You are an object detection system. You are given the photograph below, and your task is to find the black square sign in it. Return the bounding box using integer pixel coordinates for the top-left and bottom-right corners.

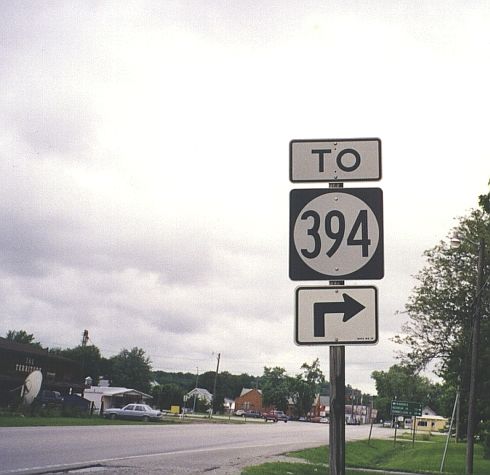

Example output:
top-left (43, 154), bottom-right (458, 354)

top-left (289, 188), bottom-right (384, 281)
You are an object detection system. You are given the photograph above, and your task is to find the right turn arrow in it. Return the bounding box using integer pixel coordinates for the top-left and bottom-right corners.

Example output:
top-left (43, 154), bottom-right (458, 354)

top-left (313, 294), bottom-right (365, 337)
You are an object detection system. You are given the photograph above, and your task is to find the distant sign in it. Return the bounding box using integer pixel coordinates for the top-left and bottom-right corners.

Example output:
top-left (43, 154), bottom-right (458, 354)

top-left (391, 400), bottom-right (423, 417)
top-left (289, 188), bottom-right (384, 280)
top-left (290, 138), bottom-right (381, 183)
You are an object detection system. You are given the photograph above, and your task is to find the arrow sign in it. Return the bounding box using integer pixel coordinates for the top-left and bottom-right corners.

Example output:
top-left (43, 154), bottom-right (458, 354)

top-left (295, 286), bottom-right (378, 345)
top-left (314, 294), bottom-right (366, 337)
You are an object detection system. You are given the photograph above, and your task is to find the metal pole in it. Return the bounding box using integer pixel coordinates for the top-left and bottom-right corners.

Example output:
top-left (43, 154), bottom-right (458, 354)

top-left (368, 416), bottom-right (374, 445)
top-left (211, 353), bottom-right (221, 418)
top-left (441, 390), bottom-right (459, 472)
top-left (465, 238), bottom-right (485, 475)
top-left (330, 345), bottom-right (345, 475)
top-left (455, 386), bottom-right (461, 443)
top-left (412, 417), bottom-right (416, 448)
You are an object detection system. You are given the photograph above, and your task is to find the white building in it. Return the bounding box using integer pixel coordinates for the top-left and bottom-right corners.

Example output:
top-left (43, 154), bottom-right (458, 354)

top-left (84, 386), bottom-right (152, 414)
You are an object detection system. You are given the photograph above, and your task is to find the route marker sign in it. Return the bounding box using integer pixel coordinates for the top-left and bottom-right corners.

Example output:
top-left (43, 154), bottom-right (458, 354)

top-left (295, 286), bottom-right (378, 345)
top-left (290, 138), bottom-right (381, 183)
top-left (289, 188), bottom-right (384, 281)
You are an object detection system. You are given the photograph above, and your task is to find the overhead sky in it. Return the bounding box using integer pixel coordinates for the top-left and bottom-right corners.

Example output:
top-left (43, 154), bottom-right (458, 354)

top-left (1, 1), bottom-right (489, 393)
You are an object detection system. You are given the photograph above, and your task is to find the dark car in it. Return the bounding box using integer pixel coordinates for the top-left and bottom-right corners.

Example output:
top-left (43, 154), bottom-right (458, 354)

top-left (263, 410), bottom-right (288, 422)
top-left (35, 390), bottom-right (64, 407)
top-left (243, 410), bottom-right (262, 418)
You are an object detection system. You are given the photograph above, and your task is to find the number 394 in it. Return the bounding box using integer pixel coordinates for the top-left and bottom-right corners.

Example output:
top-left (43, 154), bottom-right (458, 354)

top-left (300, 210), bottom-right (371, 259)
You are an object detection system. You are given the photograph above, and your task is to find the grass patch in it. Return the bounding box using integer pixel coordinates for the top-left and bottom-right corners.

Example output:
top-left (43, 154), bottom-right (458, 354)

top-left (0, 414), bottom-right (247, 427)
top-left (0, 415), bottom-right (183, 427)
top-left (289, 439), bottom-right (490, 474)
top-left (242, 462), bottom-right (377, 475)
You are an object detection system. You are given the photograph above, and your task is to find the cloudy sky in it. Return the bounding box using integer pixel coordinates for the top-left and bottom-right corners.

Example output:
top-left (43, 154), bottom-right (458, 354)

top-left (1, 1), bottom-right (489, 393)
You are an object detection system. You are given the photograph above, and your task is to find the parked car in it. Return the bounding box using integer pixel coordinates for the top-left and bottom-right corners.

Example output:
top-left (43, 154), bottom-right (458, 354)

top-left (234, 409), bottom-right (246, 416)
top-left (263, 410), bottom-right (288, 422)
top-left (243, 410), bottom-right (262, 418)
top-left (104, 404), bottom-right (162, 421)
top-left (35, 390), bottom-right (63, 407)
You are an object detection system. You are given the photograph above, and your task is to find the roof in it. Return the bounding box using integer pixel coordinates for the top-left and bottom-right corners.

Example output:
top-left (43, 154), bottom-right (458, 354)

top-left (0, 337), bottom-right (78, 364)
top-left (239, 388), bottom-right (262, 397)
top-left (416, 415), bottom-right (448, 421)
top-left (187, 387), bottom-right (213, 401)
top-left (84, 386), bottom-right (152, 399)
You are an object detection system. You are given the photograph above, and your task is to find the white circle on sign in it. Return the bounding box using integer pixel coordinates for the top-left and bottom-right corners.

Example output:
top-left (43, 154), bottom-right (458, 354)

top-left (293, 192), bottom-right (379, 276)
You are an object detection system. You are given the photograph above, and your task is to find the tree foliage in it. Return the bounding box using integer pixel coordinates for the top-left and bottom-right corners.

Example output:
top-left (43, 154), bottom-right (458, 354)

top-left (56, 345), bottom-right (106, 382)
top-left (290, 358), bottom-right (325, 418)
top-left (261, 366), bottom-right (292, 411)
top-left (394, 183), bottom-right (490, 434)
top-left (109, 347), bottom-right (153, 394)
top-left (151, 383), bottom-right (184, 410)
top-left (371, 364), bottom-right (441, 420)
top-left (5, 329), bottom-right (42, 348)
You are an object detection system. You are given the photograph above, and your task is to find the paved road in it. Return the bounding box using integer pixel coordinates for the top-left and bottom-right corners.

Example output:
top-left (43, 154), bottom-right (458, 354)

top-left (0, 422), bottom-right (392, 474)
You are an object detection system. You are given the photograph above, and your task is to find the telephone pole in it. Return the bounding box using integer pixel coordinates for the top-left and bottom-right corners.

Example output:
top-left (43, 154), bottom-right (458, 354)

top-left (212, 353), bottom-right (221, 416)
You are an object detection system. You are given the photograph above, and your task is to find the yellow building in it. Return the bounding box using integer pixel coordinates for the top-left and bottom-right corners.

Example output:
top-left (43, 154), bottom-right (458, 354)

top-left (413, 415), bottom-right (448, 433)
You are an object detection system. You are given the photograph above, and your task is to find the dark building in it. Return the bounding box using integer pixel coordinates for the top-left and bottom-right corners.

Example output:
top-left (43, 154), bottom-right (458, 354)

top-left (0, 337), bottom-right (84, 406)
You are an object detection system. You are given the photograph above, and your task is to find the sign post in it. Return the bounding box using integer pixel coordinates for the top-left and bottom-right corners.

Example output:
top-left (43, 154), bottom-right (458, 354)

top-left (288, 138), bottom-right (383, 475)
top-left (330, 345), bottom-right (345, 473)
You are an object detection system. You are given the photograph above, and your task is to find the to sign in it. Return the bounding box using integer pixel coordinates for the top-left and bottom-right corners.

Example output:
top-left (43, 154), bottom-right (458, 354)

top-left (295, 286), bottom-right (378, 345)
top-left (391, 400), bottom-right (423, 417)
top-left (289, 188), bottom-right (384, 280)
top-left (290, 138), bottom-right (381, 183)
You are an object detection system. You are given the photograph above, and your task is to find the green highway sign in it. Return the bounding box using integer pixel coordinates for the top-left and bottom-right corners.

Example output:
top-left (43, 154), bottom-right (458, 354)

top-left (391, 400), bottom-right (423, 417)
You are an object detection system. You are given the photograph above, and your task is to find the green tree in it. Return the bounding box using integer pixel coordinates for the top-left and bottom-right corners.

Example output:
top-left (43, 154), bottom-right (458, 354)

top-left (5, 329), bottom-right (41, 347)
top-left (371, 365), bottom-right (436, 421)
top-left (261, 366), bottom-right (292, 412)
top-left (291, 358), bottom-right (325, 418)
top-left (394, 184), bottom-right (490, 435)
top-left (151, 383), bottom-right (184, 410)
top-left (58, 345), bottom-right (105, 382)
top-left (109, 347), bottom-right (153, 394)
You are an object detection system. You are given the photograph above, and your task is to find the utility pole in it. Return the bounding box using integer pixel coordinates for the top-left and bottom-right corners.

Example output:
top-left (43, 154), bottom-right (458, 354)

top-left (193, 367), bottom-right (199, 413)
top-left (212, 353), bottom-right (221, 416)
top-left (465, 238), bottom-right (485, 475)
top-left (81, 329), bottom-right (89, 347)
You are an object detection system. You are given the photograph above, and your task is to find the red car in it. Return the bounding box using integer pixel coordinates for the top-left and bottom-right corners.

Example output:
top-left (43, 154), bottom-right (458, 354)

top-left (263, 410), bottom-right (288, 422)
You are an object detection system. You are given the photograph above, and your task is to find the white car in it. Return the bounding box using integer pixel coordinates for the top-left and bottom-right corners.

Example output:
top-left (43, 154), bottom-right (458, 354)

top-left (104, 403), bottom-right (162, 421)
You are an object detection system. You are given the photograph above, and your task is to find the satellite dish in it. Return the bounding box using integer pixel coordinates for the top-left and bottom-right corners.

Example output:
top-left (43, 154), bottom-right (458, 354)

top-left (22, 370), bottom-right (43, 405)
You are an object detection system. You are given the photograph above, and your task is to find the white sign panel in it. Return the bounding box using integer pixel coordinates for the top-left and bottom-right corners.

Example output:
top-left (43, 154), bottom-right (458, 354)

top-left (295, 286), bottom-right (378, 345)
top-left (289, 188), bottom-right (384, 280)
top-left (290, 138), bottom-right (381, 183)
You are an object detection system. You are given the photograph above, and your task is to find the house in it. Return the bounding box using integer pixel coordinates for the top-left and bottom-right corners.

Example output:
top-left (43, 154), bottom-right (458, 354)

top-left (84, 385), bottom-right (152, 414)
top-left (346, 403), bottom-right (371, 424)
top-left (311, 394), bottom-right (374, 424)
top-left (186, 387), bottom-right (213, 405)
top-left (402, 406), bottom-right (447, 432)
top-left (0, 337), bottom-right (84, 407)
top-left (311, 394), bottom-right (330, 418)
top-left (223, 397), bottom-right (235, 414)
top-left (234, 388), bottom-right (263, 413)
top-left (413, 415), bottom-right (448, 433)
